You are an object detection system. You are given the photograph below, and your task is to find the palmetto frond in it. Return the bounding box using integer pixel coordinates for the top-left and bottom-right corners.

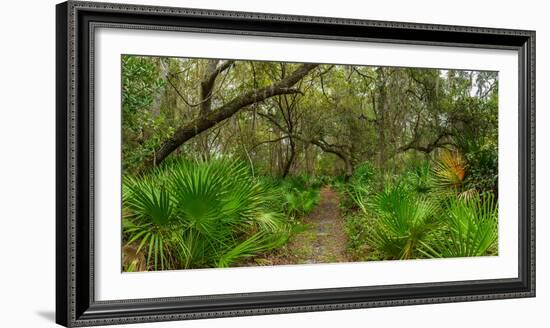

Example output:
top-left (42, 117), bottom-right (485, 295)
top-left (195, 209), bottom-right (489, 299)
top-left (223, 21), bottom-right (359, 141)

top-left (433, 150), bottom-right (467, 189)
top-left (367, 183), bottom-right (439, 260)
top-left (420, 192), bottom-right (498, 258)
top-left (122, 158), bottom-right (290, 270)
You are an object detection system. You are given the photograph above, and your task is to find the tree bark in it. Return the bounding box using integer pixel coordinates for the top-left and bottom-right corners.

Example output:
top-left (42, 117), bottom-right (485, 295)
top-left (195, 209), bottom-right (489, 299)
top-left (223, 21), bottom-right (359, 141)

top-left (199, 60), bottom-right (234, 115)
top-left (152, 59), bottom-right (169, 118)
top-left (376, 68), bottom-right (388, 168)
top-left (141, 63), bottom-right (318, 171)
top-left (281, 138), bottom-right (295, 178)
top-left (397, 131), bottom-right (455, 154)
top-left (343, 157), bottom-right (354, 182)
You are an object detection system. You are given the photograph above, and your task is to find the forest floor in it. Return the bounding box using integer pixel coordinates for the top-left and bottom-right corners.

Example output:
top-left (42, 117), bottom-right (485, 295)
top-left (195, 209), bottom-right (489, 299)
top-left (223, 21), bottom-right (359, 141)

top-left (250, 187), bottom-right (351, 266)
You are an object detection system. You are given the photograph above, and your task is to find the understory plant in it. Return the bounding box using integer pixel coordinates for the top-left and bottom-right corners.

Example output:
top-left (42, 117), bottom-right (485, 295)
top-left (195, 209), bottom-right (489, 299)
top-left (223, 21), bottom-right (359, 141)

top-left (340, 161), bottom-right (376, 213)
top-left (433, 150), bottom-right (467, 190)
top-left (345, 160), bottom-right (498, 261)
top-left (401, 162), bottom-right (434, 195)
top-left (457, 136), bottom-right (498, 194)
top-left (366, 183), bottom-right (440, 260)
top-left (421, 192), bottom-right (498, 258)
top-left (122, 158), bottom-right (290, 271)
top-left (283, 188), bottom-right (320, 218)
top-left (278, 175), bottom-right (321, 218)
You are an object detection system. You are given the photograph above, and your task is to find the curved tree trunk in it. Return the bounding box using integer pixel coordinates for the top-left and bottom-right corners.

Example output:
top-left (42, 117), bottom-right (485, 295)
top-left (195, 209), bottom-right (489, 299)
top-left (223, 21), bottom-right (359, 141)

top-left (140, 63), bottom-right (318, 172)
top-left (343, 157), bottom-right (354, 182)
top-left (281, 138), bottom-right (295, 178)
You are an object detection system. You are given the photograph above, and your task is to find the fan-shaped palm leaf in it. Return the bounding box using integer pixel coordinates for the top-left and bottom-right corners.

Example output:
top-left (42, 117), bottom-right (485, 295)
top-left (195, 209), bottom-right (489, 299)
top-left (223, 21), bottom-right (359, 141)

top-left (421, 192), bottom-right (498, 258)
top-left (433, 150), bottom-right (467, 189)
top-left (367, 184), bottom-right (439, 260)
top-left (122, 158), bottom-right (290, 270)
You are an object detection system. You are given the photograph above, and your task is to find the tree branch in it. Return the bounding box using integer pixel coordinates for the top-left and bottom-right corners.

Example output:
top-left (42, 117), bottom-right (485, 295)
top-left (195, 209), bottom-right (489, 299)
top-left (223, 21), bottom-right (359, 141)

top-left (200, 60), bottom-right (234, 115)
top-left (397, 131), bottom-right (455, 154)
top-left (141, 63), bottom-right (318, 170)
top-left (250, 136), bottom-right (291, 151)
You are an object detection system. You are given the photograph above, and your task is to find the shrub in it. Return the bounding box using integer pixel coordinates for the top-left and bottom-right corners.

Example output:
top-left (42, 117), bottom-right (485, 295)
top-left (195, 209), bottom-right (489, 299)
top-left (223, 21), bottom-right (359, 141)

top-left (122, 158), bottom-right (289, 270)
top-left (344, 213), bottom-right (378, 260)
top-left (465, 144), bottom-right (498, 194)
top-left (283, 187), bottom-right (320, 218)
top-left (269, 174), bottom-right (322, 219)
top-left (401, 162), bottom-right (434, 195)
top-left (345, 180), bottom-right (371, 214)
top-left (342, 159), bottom-right (498, 262)
top-left (315, 175), bottom-right (332, 187)
top-left (338, 162), bottom-right (377, 213)
top-left (366, 183), bottom-right (440, 260)
top-left (351, 162), bottom-right (376, 185)
top-left (421, 192), bottom-right (498, 258)
top-left (455, 133), bottom-right (498, 194)
top-left (282, 175), bottom-right (309, 191)
top-left (122, 172), bottom-right (179, 270)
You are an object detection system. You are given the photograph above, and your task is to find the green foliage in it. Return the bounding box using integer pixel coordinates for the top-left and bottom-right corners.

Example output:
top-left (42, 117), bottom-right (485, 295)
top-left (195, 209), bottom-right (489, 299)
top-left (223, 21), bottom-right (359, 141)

top-left (421, 193), bottom-right (498, 258)
top-left (344, 161), bottom-right (498, 261)
top-left (121, 55), bottom-right (167, 173)
top-left (122, 56), bottom-right (164, 115)
top-left (120, 56), bottom-right (500, 268)
top-left (337, 161), bottom-right (376, 213)
top-left (351, 162), bottom-right (376, 185)
top-left (284, 188), bottom-right (320, 218)
top-left (344, 213), bottom-right (375, 260)
top-left (401, 162), bottom-right (434, 195)
top-left (366, 183), bottom-right (439, 259)
top-left (456, 135), bottom-right (498, 193)
top-left (277, 175), bottom-right (321, 218)
top-left (432, 150), bottom-right (467, 190)
top-left (122, 175), bottom-right (179, 270)
top-left (281, 175), bottom-right (310, 191)
top-left (344, 180), bottom-right (371, 214)
top-left (122, 158), bottom-right (290, 270)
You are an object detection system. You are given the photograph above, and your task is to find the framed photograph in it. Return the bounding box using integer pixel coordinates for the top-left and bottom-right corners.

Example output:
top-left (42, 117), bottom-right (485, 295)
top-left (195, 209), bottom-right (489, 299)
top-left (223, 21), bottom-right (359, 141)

top-left (56, 1), bottom-right (535, 326)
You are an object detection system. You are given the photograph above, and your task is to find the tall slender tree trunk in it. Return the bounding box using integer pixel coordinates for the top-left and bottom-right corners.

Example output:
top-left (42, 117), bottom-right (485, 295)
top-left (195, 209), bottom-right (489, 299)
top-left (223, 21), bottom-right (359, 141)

top-left (304, 143), bottom-right (314, 176)
top-left (343, 157), bottom-right (354, 182)
top-left (281, 138), bottom-right (295, 178)
top-left (376, 68), bottom-right (388, 168)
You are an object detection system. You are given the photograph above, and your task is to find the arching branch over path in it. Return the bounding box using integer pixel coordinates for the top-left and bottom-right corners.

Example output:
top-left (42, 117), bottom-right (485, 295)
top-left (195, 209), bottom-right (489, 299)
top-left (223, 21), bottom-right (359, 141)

top-left (142, 63), bottom-right (319, 171)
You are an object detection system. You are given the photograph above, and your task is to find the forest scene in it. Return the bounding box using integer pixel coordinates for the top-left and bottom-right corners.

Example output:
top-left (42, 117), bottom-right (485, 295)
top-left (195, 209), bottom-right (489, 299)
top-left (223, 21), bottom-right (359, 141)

top-left (121, 55), bottom-right (499, 272)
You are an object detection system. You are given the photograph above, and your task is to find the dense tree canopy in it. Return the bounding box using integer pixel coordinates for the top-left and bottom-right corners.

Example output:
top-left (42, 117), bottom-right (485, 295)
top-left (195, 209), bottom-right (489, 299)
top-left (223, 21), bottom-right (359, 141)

top-left (122, 55), bottom-right (497, 184)
top-left (121, 55), bottom-right (499, 271)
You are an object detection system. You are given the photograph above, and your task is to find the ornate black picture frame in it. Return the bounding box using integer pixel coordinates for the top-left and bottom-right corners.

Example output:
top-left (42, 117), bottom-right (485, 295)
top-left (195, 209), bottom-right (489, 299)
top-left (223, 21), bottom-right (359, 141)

top-left (56, 1), bottom-right (535, 326)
